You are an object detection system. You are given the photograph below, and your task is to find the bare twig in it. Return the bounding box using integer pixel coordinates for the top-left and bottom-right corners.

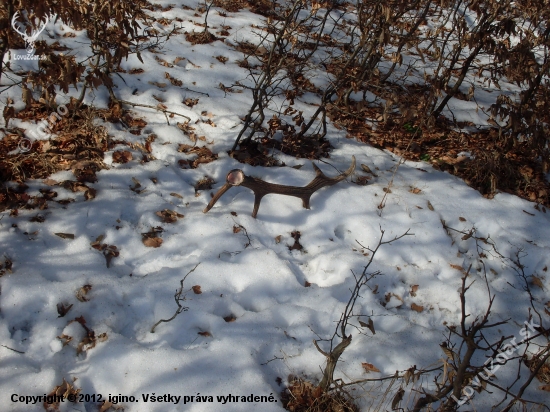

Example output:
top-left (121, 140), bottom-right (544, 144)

top-left (150, 263), bottom-right (200, 333)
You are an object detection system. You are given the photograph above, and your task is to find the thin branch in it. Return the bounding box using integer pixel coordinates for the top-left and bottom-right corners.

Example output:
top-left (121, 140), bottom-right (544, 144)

top-left (150, 263), bottom-right (200, 333)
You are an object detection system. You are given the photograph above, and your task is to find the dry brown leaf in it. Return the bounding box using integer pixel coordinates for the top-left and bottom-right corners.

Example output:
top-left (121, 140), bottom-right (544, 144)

top-left (103, 245), bottom-right (119, 268)
top-left (112, 150), bottom-right (133, 164)
top-left (57, 334), bottom-right (73, 346)
top-left (275, 235), bottom-right (282, 244)
top-left (198, 331), bottom-right (212, 337)
top-left (170, 192), bottom-right (183, 199)
top-left (84, 188), bottom-right (96, 200)
top-left (156, 209), bottom-right (184, 223)
top-left (57, 302), bottom-right (73, 317)
top-left (410, 187), bottom-right (422, 194)
top-left (359, 318), bottom-right (376, 334)
top-left (289, 231), bottom-right (303, 251)
top-left (55, 232), bottom-right (75, 239)
top-left (459, 217), bottom-right (466, 221)
top-left (391, 388), bottom-right (405, 410)
top-left (143, 237), bottom-right (163, 248)
top-left (531, 276), bottom-right (544, 289)
top-left (149, 81), bottom-right (167, 88)
top-left (43, 178), bottom-right (58, 186)
top-left (233, 225), bottom-right (242, 234)
top-left (427, 201), bottom-right (434, 211)
top-left (223, 315), bottom-right (236, 322)
top-left (183, 99), bottom-right (199, 109)
top-left (440, 343), bottom-right (456, 359)
top-left (45, 378), bottom-right (80, 409)
top-left (411, 303), bottom-right (424, 312)
top-left (362, 362), bottom-right (381, 373)
top-left (215, 55), bottom-right (229, 64)
top-left (361, 164), bottom-right (377, 176)
top-left (99, 400), bottom-right (114, 412)
top-left (76, 284), bottom-right (92, 302)
top-left (355, 175), bottom-right (371, 186)
top-left (410, 284), bottom-right (419, 297)
top-left (192, 285), bottom-right (202, 294)
top-left (450, 264), bottom-right (465, 272)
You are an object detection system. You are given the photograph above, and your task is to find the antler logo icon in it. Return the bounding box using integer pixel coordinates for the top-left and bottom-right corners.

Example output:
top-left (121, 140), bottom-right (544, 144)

top-left (11, 11), bottom-right (49, 54)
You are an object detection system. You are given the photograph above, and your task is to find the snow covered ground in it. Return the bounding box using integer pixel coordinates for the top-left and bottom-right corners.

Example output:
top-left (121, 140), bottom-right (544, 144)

top-left (1, 1), bottom-right (549, 411)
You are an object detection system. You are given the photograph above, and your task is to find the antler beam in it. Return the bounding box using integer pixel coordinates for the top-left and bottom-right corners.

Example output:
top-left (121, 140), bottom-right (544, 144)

top-left (203, 156), bottom-right (355, 218)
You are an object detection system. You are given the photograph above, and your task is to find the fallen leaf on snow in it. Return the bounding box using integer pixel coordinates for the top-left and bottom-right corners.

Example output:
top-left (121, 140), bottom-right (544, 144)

top-left (359, 318), bottom-right (375, 334)
top-left (360, 164), bottom-right (377, 176)
top-left (192, 285), bottom-right (202, 294)
top-left (76, 285), bottom-right (92, 302)
top-left (143, 237), bottom-right (163, 248)
top-left (156, 209), bottom-right (184, 223)
top-left (55, 233), bottom-right (75, 239)
top-left (57, 302), bottom-right (73, 317)
top-left (112, 150), bottom-right (133, 164)
top-left (57, 334), bottom-right (73, 346)
top-left (45, 378), bottom-right (80, 409)
top-left (362, 362), bottom-right (381, 373)
top-left (289, 231), bottom-right (303, 251)
top-left (450, 264), bottom-right (466, 273)
top-left (411, 303), bottom-right (424, 313)
top-left (530, 276), bottom-right (544, 289)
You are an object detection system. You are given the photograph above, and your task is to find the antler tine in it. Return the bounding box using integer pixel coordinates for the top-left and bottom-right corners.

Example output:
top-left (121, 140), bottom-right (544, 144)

top-left (301, 155), bottom-right (356, 208)
top-left (203, 156), bottom-right (356, 218)
top-left (11, 12), bottom-right (28, 38)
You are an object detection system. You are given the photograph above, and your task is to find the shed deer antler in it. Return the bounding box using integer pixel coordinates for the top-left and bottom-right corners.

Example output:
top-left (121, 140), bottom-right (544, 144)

top-left (203, 156), bottom-right (355, 218)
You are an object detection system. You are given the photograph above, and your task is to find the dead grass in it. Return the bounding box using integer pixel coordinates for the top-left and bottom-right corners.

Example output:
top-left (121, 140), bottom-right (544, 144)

top-left (185, 30), bottom-right (217, 45)
top-left (1, 106), bottom-right (109, 184)
top-left (282, 377), bottom-right (359, 412)
top-left (327, 97), bottom-right (550, 207)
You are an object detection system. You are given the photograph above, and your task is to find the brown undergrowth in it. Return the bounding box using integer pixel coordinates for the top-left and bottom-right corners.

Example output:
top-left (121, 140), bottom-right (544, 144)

top-left (1, 105), bottom-right (108, 181)
top-left (327, 98), bottom-right (550, 208)
top-left (282, 376), bottom-right (359, 412)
